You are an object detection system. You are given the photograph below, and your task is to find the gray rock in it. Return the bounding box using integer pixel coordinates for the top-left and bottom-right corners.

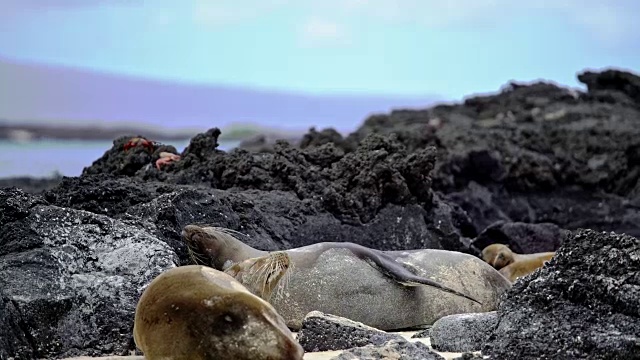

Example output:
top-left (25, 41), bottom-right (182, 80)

top-left (0, 188), bottom-right (178, 359)
top-left (0, 296), bottom-right (34, 359)
top-left (331, 338), bottom-right (445, 360)
top-left (296, 311), bottom-right (403, 352)
top-left (429, 312), bottom-right (498, 352)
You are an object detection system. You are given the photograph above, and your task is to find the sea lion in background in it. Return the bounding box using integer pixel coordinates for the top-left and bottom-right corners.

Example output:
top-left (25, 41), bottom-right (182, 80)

top-left (481, 243), bottom-right (555, 270)
top-left (182, 224), bottom-right (512, 331)
top-left (499, 255), bottom-right (555, 282)
top-left (133, 265), bottom-right (304, 360)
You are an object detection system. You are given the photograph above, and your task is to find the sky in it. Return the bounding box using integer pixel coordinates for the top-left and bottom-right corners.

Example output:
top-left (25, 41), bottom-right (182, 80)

top-left (0, 0), bottom-right (639, 100)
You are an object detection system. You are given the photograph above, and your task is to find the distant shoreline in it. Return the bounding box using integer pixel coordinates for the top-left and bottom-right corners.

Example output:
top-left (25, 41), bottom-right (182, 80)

top-left (0, 122), bottom-right (194, 142)
top-left (0, 122), bottom-right (305, 142)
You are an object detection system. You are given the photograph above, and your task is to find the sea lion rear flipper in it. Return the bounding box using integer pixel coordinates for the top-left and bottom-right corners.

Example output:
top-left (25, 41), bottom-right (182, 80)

top-left (363, 252), bottom-right (483, 306)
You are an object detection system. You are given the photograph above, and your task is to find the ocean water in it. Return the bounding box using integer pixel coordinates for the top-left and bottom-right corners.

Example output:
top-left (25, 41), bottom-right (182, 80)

top-left (0, 139), bottom-right (241, 178)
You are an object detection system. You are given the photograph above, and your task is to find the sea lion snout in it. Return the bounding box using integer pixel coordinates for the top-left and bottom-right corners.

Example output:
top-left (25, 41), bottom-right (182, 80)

top-left (181, 224), bottom-right (203, 243)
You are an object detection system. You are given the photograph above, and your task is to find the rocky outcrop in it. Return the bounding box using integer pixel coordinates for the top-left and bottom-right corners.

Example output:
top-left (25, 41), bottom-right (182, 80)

top-left (0, 188), bottom-right (177, 359)
top-left (471, 221), bottom-right (568, 254)
top-left (578, 69), bottom-right (640, 106)
top-left (325, 69), bottom-right (640, 239)
top-left (82, 130), bottom-right (440, 227)
top-left (482, 229), bottom-right (640, 359)
top-left (2, 68), bottom-right (640, 359)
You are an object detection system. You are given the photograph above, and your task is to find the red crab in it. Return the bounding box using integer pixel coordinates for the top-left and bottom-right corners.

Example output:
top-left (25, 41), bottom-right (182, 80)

top-left (123, 137), bottom-right (156, 152)
top-left (156, 152), bottom-right (181, 170)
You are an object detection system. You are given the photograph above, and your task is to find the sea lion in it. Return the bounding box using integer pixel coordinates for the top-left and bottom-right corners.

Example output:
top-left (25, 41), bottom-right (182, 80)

top-left (499, 255), bottom-right (554, 282)
top-left (481, 243), bottom-right (555, 271)
top-left (182, 224), bottom-right (512, 331)
top-left (133, 264), bottom-right (304, 360)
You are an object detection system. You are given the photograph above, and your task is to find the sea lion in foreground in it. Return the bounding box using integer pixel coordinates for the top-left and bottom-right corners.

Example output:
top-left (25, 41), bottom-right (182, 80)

top-left (133, 265), bottom-right (304, 360)
top-left (182, 225), bottom-right (512, 331)
top-left (482, 244), bottom-right (555, 270)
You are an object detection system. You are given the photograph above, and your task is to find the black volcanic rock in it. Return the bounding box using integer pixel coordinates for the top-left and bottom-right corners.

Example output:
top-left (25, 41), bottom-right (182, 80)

top-left (78, 68), bottom-right (640, 239)
top-left (0, 188), bottom-right (178, 359)
top-left (326, 69), bottom-right (640, 238)
top-left (471, 221), bottom-right (568, 254)
top-left (299, 127), bottom-right (354, 152)
top-left (0, 297), bottom-right (34, 359)
top-left (482, 229), bottom-right (640, 359)
top-left (83, 130), bottom-right (441, 229)
top-left (578, 69), bottom-right (640, 106)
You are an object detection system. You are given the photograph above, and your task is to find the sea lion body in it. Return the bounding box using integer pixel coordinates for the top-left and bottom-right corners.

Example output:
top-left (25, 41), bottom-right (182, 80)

top-left (133, 265), bottom-right (304, 360)
top-left (183, 225), bottom-right (512, 331)
top-left (482, 243), bottom-right (555, 282)
top-left (499, 254), bottom-right (554, 282)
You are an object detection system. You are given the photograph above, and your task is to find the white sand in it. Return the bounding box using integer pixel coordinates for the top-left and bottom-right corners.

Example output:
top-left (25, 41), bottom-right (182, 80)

top-left (61, 331), bottom-right (480, 360)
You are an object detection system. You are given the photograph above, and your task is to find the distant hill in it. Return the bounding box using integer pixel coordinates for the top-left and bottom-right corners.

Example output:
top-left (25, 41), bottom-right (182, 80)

top-left (0, 56), bottom-right (443, 135)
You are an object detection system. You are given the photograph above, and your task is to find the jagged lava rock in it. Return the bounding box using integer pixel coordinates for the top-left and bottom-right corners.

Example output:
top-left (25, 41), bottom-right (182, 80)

top-left (0, 188), bottom-right (178, 359)
top-left (578, 69), bottom-right (640, 105)
top-left (471, 221), bottom-right (568, 254)
top-left (44, 175), bottom-right (470, 254)
top-left (482, 229), bottom-right (640, 359)
top-left (83, 129), bottom-right (442, 229)
top-left (321, 69), bottom-right (640, 238)
top-left (0, 297), bottom-right (34, 359)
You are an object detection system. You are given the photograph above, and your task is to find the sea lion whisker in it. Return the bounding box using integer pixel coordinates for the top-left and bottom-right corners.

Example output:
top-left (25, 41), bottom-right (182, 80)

top-left (246, 259), bottom-right (275, 300)
top-left (277, 266), bottom-right (292, 300)
top-left (254, 260), bottom-right (272, 279)
top-left (208, 226), bottom-right (250, 240)
top-left (272, 254), bottom-right (293, 301)
top-left (187, 246), bottom-right (208, 265)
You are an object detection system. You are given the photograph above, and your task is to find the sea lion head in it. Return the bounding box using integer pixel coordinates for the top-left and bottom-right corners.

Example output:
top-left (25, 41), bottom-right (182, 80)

top-left (133, 265), bottom-right (304, 360)
top-left (224, 251), bottom-right (293, 301)
top-left (182, 224), bottom-right (262, 270)
top-left (481, 244), bottom-right (515, 270)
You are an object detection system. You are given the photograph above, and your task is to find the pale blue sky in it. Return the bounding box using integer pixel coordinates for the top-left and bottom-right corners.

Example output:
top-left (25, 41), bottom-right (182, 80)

top-left (1, 0), bottom-right (639, 99)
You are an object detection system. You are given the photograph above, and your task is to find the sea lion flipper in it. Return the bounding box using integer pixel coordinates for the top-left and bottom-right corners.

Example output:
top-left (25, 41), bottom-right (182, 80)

top-left (364, 252), bottom-right (483, 305)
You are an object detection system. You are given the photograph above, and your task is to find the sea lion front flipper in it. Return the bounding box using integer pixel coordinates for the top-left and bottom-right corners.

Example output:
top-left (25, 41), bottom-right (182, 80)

top-left (362, 251), bottom-right (483, 305)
